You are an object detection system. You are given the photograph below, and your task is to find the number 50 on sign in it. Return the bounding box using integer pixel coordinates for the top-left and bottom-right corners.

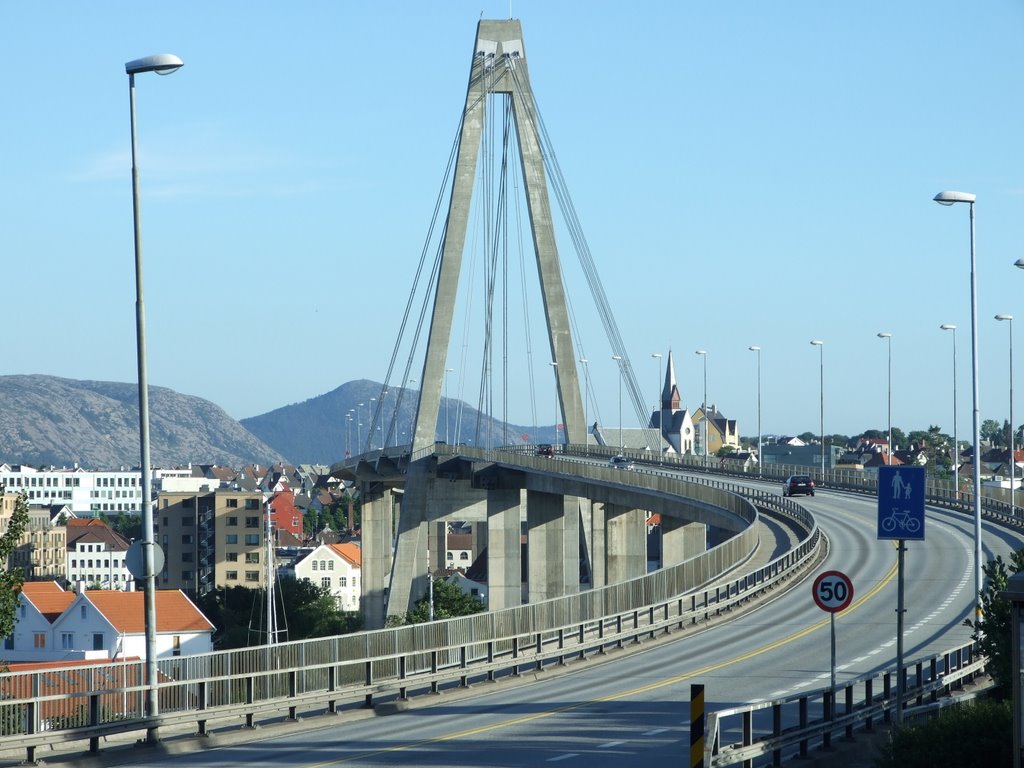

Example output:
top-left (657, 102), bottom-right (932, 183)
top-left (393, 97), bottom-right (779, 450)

top-left (812, 570), bottom-right (854, 613)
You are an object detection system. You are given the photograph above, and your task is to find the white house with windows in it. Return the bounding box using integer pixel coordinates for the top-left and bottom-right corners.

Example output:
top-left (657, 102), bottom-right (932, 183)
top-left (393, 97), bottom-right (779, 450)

top-left (1, 582), bottom-right (213, 663)
top-left (66, 518), bottom-right (132, 590)
top-left (293, 542), bottom-right (361, 611)
top-left (0, 464), bottom-right (149, 517)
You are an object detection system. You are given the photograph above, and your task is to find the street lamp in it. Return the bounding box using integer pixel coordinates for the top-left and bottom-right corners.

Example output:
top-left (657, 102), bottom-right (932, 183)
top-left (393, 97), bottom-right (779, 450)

top-left (369, 397), bottom-right (377, 449)
top-left (444, 368), bottom-right (454, 444)
top-left (749, 346), bottom-right (761, 477)
top-left (126, 50), bottom-right (183, 742)
top-left (695, 350), bottom-right (708, 467)
top-left (933, 189), bottom-right (982, 622)
top-left (652, 353), bottom-right (663, 458)
top-left (357, 402), bottom-right (364, 450)
top-left (612, 355), bottom-right (623, 449)
top-left (345, 413), bottom-right (353, 458)
top-left (810, 341), bottom-right (825, 477)
top-left (579, 357), bottom-right (589, 452)
top-left (997, 314), bottom-right (1015, 515)
top-left (940, 324), bottom-right (958, 498)
top-left (878, 333), bottom-right (892, 464)
top-left (549, 361), bottom-right (559, 444)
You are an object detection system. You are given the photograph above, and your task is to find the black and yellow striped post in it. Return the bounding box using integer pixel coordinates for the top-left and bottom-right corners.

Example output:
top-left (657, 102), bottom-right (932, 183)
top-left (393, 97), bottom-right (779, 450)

top-left (690, 683), bottom-right (705, 768)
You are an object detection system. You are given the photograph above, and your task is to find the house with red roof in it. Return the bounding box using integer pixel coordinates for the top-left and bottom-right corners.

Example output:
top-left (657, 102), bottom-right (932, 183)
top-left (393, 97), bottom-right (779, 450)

top-left (1, 582), bottom-right (213, 663)
top-left (292, 542), bottom-right (361, 611)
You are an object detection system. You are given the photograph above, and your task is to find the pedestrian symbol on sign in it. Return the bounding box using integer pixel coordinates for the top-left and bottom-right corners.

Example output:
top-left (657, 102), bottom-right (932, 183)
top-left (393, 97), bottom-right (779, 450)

top-left (877, 466), bottom-right (925, 540)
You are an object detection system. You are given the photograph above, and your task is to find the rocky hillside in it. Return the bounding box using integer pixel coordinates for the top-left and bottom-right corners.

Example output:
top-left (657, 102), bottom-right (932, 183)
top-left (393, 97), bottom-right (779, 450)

top-left (0, 375), bottom-right (285, 469)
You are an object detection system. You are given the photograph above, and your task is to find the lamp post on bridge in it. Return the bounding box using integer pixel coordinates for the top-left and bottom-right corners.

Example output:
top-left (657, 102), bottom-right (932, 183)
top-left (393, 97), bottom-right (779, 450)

top-left (612, 355), bottom-right (623, 450)
top-left (444, 368), bottom-right (454, 444)
top-left (126, 50), bottom-right (184, 744)
top-left (695, 350), bottom-right (708, 468)
top-left (940, 324), bottom-right (958, 500)
top-left (549, 361), bottom-right (559, 445)
top-left (878, 333), bottom-right (892, 464)
top-left (652, 352), bottom-right (662, 459)
top-left (749, 345), bottom-right (761, 478)
top-left (810, 340), bottom-right (824, 478)
top-left (996, 314), bottom-right (1015, 514)
top-left (579, 357), bottom-right (589, 453)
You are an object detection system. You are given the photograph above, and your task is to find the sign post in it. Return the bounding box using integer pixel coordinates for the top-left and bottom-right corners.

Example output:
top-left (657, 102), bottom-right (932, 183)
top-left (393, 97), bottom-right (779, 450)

top-left (812, 569), bottom-right (854, 719)
top-left (877, 465), bottom-right (925, 726)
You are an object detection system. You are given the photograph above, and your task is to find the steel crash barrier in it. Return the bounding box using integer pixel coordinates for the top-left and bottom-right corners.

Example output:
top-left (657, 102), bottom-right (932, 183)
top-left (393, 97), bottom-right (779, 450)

top-left (0, 469), bottom-right (820, 762)
top-left (705, 640), bottom-right (986, 767)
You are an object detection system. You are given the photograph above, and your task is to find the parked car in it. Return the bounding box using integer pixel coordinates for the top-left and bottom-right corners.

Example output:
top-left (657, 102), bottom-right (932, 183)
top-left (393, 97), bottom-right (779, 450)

top-left (536, 444), bottom-right (555, 457)
top-left (609, 455), bottom-right (634, 470)
top-left (782, 475), bottom-right (815, 497)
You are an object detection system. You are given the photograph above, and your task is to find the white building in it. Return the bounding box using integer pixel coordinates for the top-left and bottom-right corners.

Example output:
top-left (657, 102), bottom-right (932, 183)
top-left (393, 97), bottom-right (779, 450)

top-left (1, 582), bottom-right (214, 663)
top-left (0, 464), bottom-right (148, 517)
top-left (66, 518), bottom-right (132, 590)
top-left (293, 542), bottom-right (361, 611)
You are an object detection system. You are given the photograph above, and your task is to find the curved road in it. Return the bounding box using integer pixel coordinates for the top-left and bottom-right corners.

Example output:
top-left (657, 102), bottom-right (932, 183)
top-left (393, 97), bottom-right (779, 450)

top-left (96, 484), bottom-right (1021, 768)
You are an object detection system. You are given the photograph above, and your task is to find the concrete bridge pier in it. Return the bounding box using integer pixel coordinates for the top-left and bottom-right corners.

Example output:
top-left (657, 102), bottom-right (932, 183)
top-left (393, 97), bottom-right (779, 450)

top-left (662, 515), bottom-right (706, 566)
top-left (486, 487), bottom-right (523, 610)
top-left (604, 503), bottom-right (647, 583)
top-left (360, 483), bottom-right (397, 629)
top-left (526, 490), bottom-right (580, 602)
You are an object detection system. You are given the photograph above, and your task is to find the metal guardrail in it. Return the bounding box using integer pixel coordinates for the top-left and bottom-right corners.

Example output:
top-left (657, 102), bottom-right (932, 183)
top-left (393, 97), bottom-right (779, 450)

top-left (0, 471), bottom-right (819, 762)
top-left (705, 640), bottom-right (985, 767)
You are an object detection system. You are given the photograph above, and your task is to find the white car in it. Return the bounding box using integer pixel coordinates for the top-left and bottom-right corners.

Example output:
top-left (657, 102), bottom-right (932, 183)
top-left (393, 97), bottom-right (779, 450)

top-left (608, 455), bottom-right (634, 470)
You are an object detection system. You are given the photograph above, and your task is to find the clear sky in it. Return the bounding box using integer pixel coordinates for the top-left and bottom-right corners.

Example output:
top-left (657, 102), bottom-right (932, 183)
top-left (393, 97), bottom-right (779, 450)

top-left (3, 2), bottom-right (1023, 443)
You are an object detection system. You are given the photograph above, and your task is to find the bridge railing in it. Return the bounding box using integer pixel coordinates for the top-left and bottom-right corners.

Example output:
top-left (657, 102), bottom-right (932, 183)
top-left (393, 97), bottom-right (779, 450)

top-left (0, 472), bottom-right (820, 761)
top-left (705, 640), bottom-right (986, 767)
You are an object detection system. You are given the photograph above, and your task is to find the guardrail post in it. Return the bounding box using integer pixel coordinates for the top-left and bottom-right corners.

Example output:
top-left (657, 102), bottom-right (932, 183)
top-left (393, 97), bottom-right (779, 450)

top-left (915, 661), bottom-right (924, 706)
top-left (460, 646), bottom-right (469, 687)
top-left (772, 702), bottom-right (782, 767)
top-left (883, 673), bottom-right (892, 724)
top-left (798, 696), bottom-right (809, 758)
top-left (578, 622), bottom-right (586, 660)
top-left (89, 692), bottom-right (101, 753)
top-left (327, 666), bottom-right (337, 714)
top-left (617, 615), bottom-right (624, 649)
top-left (197, 679), bottom-right (209, 735)
top-left (364, 661), bottom-right (374, 709)
top-left (823, 690), bottom-right (833, 750)
top-left (742, 709), bottom-right (752, 768)
top-left (512, 637), bottom-right (521, 677)
top-left (488, 641), bottom-right (497, 681)
top-left (929, 658), bottom-right (938, 703)
top-left (943, 652), bottom-right (952, 694)
top-left (431, 650), bottom-right (439, 693)
top-left (845, 684), bottom-right (854, 740)
top-left (648, 606), bottom-right (656, 639)
top-left (558, 628), bottom-right (566, 664)
top-left (399, 655), bottom-right (408, 700)
top-left (536, 634), bottom-right (544, 671)
top-left (288, 669), bottom-right (299, 720)
top-left (864, 678), bottom-right (874, 732)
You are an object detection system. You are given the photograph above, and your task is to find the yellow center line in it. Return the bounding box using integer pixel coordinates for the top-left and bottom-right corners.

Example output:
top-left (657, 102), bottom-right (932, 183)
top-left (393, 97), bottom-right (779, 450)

top-left (311, 554), bottom-right (899, 766)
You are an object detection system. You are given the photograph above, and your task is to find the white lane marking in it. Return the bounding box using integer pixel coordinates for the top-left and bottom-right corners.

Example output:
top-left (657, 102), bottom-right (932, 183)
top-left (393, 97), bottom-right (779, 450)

top-left (598, 741), bottom-right (624, 748)
top-left (548, 754), bottom-right (579, 762)
top-left (644, 728), bottom-right (670, 736)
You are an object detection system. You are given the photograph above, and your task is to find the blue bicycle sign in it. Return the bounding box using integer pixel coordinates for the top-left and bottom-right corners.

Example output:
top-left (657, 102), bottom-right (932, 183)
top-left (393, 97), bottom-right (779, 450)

top-left (880, 508), bottom-right (922, 534)
top-left (877, 466), bottom-right (925, 541)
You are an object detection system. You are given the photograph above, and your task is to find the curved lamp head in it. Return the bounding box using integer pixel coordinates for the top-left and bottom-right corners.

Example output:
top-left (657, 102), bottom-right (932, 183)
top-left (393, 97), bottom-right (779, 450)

top-left (940, 323), bottom-right (957, 331)
top-left (933, 190), bottom-right (976, 206)
top-left (749, 345), bottom-right (760, 352)
top-left (810, 340), bottom-right (824, 347)
top-left (878, 332), bottom-right (892, 339)
top-left (996, 314), bottom-right (1014, 322)
top-left (1015, 258), bottom-right (1024, 270)
top-left (126, 54), bottom-right (184, 76)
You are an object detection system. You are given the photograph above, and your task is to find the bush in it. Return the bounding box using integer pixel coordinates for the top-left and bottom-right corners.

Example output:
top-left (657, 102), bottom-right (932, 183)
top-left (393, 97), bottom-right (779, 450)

top-left (875, 698), bottom-right (1012, 768)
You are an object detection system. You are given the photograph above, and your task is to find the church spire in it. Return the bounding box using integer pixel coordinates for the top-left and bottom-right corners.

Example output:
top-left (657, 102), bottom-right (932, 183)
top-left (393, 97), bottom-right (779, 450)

top-left (662, 350), bottom-right (681, 411)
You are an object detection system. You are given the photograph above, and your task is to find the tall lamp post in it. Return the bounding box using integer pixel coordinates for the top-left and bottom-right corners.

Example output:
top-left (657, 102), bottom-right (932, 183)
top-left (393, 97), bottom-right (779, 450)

top-left (940, 324), bottom-right (959, 499)
top-left (549, 361), bottom-right (559, 444)
top-left (997, 314), bottom-right (1015, 515)
top-left (357, 402), bottom-right (364, 451)
top-left (126, 51), bottom-right (184, 742)
top-left (579, 357), bottom-right (589, 452)
top-left (749, 346), bottom-right (761, 477)
top-left (878, 333), bottom-right (893, 463)
top-left (695, 350), bottom-right (708, 467)
top-left (810, 340), bottom-right (825, 478)
top-left (612, 355), bottom-right (623, 449)
top-left (444, 368), bottom-right (454, 444)
top-left (934, 190), bottom-right (982, 621)
top-left (652, 352), bottom-right (663, 459)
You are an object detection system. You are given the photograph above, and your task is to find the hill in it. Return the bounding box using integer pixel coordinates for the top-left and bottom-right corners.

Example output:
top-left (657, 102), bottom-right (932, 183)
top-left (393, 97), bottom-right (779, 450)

top-left (0, 375), bottom-right (286, 469)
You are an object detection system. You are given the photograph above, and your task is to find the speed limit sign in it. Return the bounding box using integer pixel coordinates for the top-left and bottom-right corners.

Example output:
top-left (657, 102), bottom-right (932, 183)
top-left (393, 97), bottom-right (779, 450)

top-left (812, 570), bottom-right (854, 613)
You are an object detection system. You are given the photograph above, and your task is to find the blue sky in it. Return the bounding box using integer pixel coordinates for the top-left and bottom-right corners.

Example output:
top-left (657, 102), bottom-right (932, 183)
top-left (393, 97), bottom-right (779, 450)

top-left (3, 2), bottom-right (1023, 443)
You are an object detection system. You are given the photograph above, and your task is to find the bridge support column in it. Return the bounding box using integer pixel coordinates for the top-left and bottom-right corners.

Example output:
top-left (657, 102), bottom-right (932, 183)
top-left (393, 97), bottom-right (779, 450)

top-left (661, 515), bottom-right (706, 567)
top-left (486, 488), bottom-right (523, 610)
top-left (526, 490), bottom-right (579, 602)
top-left (360, 484), bottom-right (395, 629)
top-left (605, 503), bottom-right (647, 583)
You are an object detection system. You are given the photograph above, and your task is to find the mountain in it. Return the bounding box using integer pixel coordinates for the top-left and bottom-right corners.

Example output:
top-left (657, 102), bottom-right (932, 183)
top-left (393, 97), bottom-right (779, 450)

top-left (241, 380), bottom-right (553, 465)
top-left (0, 375), bottom-right (286, 469)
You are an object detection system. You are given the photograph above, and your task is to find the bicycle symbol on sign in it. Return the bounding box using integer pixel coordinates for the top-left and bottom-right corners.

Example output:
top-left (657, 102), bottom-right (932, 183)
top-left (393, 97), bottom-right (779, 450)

top-left (881, 508), bottom-right (921, 534)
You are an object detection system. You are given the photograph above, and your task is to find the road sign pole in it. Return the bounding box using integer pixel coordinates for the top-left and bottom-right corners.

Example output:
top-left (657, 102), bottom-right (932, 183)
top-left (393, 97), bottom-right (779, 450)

top-left (830, 611), bottom-right (836, 720)
top-left (896, 538), bottom-right (906, 726)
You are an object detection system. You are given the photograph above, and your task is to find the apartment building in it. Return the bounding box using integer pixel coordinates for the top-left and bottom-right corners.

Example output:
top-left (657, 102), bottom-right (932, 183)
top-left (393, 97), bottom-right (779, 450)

top-left (0, 464), bottom-right (149, 516)
top-left (1, 494), bottom-right (67, 580)
top-left (156, 488), bottom-right (266, 598)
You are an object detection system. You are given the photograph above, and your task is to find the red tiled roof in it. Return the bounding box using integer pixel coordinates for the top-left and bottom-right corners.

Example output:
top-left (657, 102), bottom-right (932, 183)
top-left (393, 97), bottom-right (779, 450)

top-left (84, 590), bottom-right (214, 634)
top-left (328, 542), bottom-right (362, 568)
top-left (20, 581), bottom-right (75, 623)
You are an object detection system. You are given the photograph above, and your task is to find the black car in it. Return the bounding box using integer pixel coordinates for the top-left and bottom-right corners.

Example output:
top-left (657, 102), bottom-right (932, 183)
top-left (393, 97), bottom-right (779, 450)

top-left (782, 475), bottom-right (815, 497)
top-left (536, 444), bottom-right (555, 457)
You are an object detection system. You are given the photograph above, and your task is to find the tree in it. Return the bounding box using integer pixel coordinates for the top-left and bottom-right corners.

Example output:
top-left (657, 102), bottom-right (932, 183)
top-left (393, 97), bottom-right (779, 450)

top-left (981, 418), bottom-right (1004, 445)
top-left (391, 578), bottom-right (487, 625)
top-left (0, 490), bottom-right (30, 639)
top-left (963, 547), bottom-right (1024, 696)
top-left (797, 431), bottom-right (816, 443)
top-left (876, 698), bottom-right (1011, 768)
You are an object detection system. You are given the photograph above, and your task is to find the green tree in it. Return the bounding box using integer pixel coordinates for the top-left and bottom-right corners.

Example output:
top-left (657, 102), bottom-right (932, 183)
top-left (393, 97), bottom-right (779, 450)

top-left (390, 578), bottom-right (486, 625)
top-left (963, 547), bottom-right (1024, 696)
top-left (981, 418), bottom-right (1004, 446)
top-left (111, 511), bottom-right (141, 541)
top-left (0, 490), bottom-right (29, 639)
top-left (797, 431), bottom-right (816, 443)
top-left (876, 698), bottom-right (1011, 768)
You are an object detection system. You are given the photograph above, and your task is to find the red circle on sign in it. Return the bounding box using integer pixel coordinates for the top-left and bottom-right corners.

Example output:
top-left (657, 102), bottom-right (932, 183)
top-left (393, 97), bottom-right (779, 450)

top-left (812, 570), bottom-right (854, 613)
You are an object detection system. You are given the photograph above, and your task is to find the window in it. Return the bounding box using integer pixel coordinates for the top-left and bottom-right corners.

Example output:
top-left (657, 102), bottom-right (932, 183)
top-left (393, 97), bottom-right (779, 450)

top-left (80, 605), bottom-right (86, 619)
top-left (226, 552), bottom-right (238, 562)
top-left (312, 560), bottom-right (318, 571)
top-left (328, 561), bottom-right (334, 571)
top-left (338, 576), bottom-right (347, 587)
top-left (33, 632), bottom-right (46, 649)
top-left (245, 516), bottom-right (259, 528)
top-left (3, 637), bottom-right (12, 650)
top-left (244, 534), bottom-right (259, 546)
top-left (245, 553), bottom-right (259, 563)
top-left (460, 552), bottom-right (469, 561)
top-left (227, 516), bottom-right (238, 526)
top-left (182, 570), bottom-right (193, 581)
top-left (447, 552), bottom-right (454, 560)
top-left (172, 635), bottom-right (181, 657)
top-left (182, 535), bottom-right (193, 544)
top-left (227, 499), bottom-right (239, 508)
top-left (182, 552), bottom-right (193, 563)
top-left (61, 632), bottom-right (74, 650)
top-left (245, 571), bottom-right (259, 582)
top-left (226, 570), bottom-right (238, 581)
top-left (245, 499), bottom-right (259, 510)
top-left (92, 633), bottom-right (104, 651)
top-left (321, 577), bottom-right (331, 590)
top-left (225, 534), bottom-right (238, 545)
